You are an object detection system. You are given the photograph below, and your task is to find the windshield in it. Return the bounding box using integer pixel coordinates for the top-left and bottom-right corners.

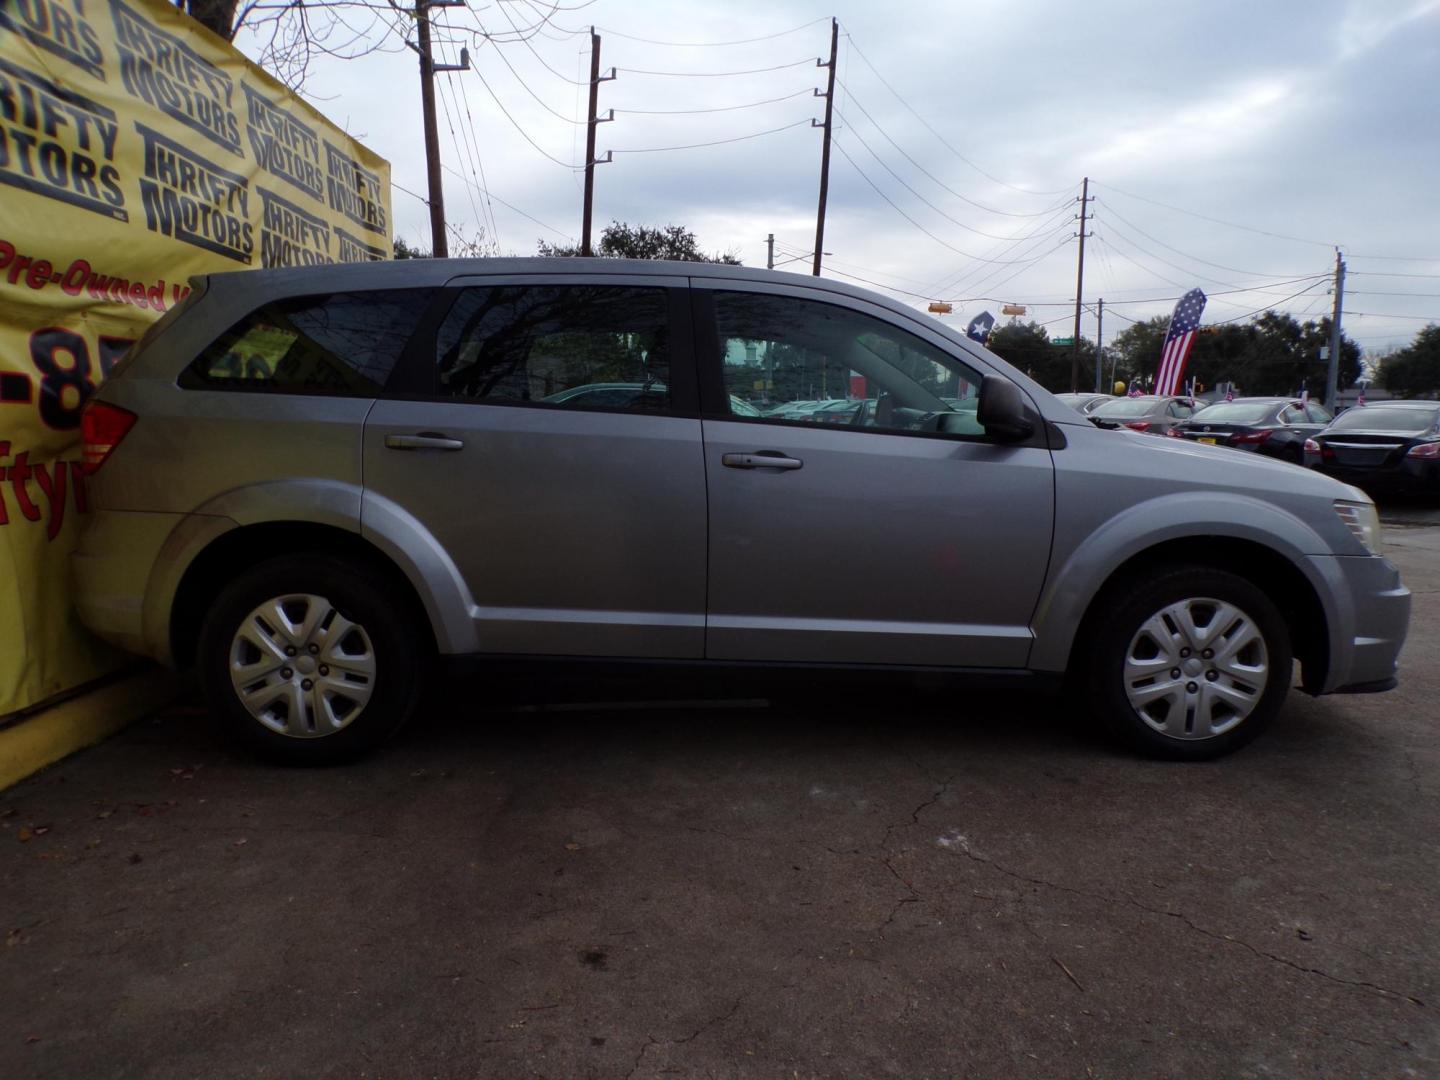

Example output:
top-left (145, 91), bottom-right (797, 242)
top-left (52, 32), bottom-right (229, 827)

top-left (1329, 405), bottom-right (1440, 433)
top-left (1092, 398), bottom-right (1157, 418)
top-left (1191, 403), bottom-right (1276, 424)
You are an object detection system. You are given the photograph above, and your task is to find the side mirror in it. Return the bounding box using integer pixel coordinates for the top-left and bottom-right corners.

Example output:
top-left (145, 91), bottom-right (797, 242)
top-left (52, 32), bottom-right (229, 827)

top-left (977, 374), bottom-right (1035, 442)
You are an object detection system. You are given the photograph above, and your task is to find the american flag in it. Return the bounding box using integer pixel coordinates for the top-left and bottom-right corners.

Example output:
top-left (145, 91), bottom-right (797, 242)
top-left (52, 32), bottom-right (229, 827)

top-left (1357, 386), bottom-right (1368, 406)
top-left (1154, 288), bottom-right (1207, 396)
top-left (1225, 384), bottom-right (1235, 402)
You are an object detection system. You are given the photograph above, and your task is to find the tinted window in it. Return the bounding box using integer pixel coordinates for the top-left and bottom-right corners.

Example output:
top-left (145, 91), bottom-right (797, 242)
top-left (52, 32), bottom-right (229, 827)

top-left (435, 285), bottom-right (670, 410)
top-left (1279, 406), bottom-right (1306, 424)
top-left (183, 289), bottom-right (431, 394)
top-left (1192, 402), bottom-right (1275, 424)
top-left (1092, 398), bottom-right (1157, 418)
top-left (711, 291), bottom-right (985, 437)
top-left (1328, 405), bottom-right (1440, 433)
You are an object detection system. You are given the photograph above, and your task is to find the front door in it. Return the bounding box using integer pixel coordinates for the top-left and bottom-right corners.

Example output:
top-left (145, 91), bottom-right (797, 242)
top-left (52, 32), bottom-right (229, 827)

top-left (363, 276), bottom-right (707, 658)
top-left (696, 284), bottom-right (1055, 668)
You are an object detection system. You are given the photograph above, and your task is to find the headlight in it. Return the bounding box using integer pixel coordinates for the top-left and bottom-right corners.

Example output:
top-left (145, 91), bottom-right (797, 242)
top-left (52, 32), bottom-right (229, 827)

top-left (1334, 500), bottom-right (1383, 555)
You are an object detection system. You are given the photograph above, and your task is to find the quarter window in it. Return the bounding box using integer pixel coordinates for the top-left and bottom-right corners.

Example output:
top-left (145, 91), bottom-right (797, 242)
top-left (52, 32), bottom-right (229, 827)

top-left (182, 289), bottom-right (432, 394)
top-left (434, 285), bottom-right (671, 411)
top-left (711, 291), bottom-right (986, 437)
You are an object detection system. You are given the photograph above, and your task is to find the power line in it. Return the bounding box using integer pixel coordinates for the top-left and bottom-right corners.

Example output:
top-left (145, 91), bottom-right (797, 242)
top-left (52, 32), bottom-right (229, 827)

top-left (471, 23), bottom-right (584, 124)
top-left (613, 87), bottom-right (815, 115)
top-left (1344, 311), bottom-right (1439, 321)
top-left (1351, 270), bottom-right (1440, 280)
top-left (1211, 279), bottom-right (1331, 325)
top-left (831, 137), bottom-right (1070, 265)
top-left (465, 58), bottom-right (581, 170)
top-left (1092, 181), bottom-right (1336, 249)
top-left (841, 30), bottom-right (1072, 197)
top-left (923, 200), bottom-right (1075, 297)
top-left (834, 80), bottom-right (1073, 219)
top-left (1094, 198), bottom-right (1313, 279)
top-left (580, 16), bottom-right (830, 47)
top-left (483, 2), bottom-right (588, 84)
top-left (440, 163), bottom-right (574, 241)
top-left (609, 117), bottom-right (812, 154)
top-left (832, 108), bottom-right (1036, 240)
top-left (616, 57), bottom-right (819, 78)
top-left (433, 70), bottom-right (486, 244)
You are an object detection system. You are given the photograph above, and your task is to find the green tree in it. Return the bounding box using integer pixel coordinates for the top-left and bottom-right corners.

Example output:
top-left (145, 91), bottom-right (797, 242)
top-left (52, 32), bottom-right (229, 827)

top-left (1106, 310), bottom-right (1359, 396)
top-left (986, 321), bottom-right (1099, 392)
top-left (538, 222), bottom-right (741, 264)
top-left (1381, 324), bottom-right (1440, 398)
top-left (392, 237), bottom-right (430, 260)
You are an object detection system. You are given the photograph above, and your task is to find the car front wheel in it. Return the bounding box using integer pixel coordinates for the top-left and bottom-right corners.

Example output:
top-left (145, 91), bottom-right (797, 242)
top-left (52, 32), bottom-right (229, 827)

top-left (1085, 566), bottom-right (1292, 760)
top-left (198, 554), bottom-right (424, 763)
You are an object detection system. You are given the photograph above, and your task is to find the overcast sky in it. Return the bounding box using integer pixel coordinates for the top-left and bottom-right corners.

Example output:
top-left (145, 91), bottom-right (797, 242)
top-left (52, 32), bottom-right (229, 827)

top-left (238, 0), bottom-right (1440, 353)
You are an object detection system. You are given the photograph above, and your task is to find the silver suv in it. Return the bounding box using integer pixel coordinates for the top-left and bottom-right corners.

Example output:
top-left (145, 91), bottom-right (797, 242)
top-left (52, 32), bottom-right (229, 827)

top-left (73, 259), bottom-right (1410, 763)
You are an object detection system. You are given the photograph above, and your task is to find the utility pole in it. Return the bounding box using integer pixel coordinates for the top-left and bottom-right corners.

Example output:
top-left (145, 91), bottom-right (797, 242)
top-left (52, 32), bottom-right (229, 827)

top-left (412, 0), bottom-right (468, 258)
top-left (1325, 248), bottom-right (1346, 409)
top-left (1070, 176), bottom-right (1092, 393)
top-left (766, 233), bottom-right (775, 271)
top-left (580, 28), bottom-right (615, 257)
top-left (810, 18), bottom-right (838, 277)
top-left (1094, 297), bottom-right (1104, 393)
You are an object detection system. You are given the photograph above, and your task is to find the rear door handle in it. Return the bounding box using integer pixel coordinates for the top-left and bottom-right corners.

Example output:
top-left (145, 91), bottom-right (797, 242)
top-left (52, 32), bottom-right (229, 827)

top-left (384, 432), bottom-right (464, 452)
top-left (722, 451), bottom-right (803, 471)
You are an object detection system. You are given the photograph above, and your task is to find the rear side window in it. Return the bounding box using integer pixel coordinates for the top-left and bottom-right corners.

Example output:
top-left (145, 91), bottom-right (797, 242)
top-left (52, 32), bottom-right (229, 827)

top-left (433, 285), bottom-right (671, 410)
top-left (181, 289), bottom-right (433, 394)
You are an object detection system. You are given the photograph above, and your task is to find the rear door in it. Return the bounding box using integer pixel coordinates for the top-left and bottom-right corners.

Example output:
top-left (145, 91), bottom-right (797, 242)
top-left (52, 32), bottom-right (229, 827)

top-left (694, 283), bottom-right (1055, 668)
top-left (362, 274), bottom-right (707, 658)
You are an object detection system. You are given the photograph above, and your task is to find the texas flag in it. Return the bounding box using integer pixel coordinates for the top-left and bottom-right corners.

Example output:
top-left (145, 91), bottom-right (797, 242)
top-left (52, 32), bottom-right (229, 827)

top-left (1154, 288), bottom-right (1207, 396)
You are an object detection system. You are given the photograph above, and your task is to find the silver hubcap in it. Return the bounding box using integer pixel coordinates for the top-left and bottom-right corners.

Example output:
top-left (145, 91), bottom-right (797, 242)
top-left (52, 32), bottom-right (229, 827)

top-left (228, 594), bottom-right (376, 739)
top-left (1123, 596), bottom-right (1269, 740)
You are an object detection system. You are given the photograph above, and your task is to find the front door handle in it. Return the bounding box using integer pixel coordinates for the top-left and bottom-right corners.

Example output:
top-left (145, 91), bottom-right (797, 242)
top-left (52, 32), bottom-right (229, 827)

top-left (384, 432), bottom-right (464, 452)
top-left (722, 451), bottom-right (803, 471)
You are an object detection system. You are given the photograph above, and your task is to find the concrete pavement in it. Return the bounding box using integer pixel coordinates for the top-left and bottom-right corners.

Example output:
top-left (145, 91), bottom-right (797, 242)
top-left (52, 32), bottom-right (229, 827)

top-left (2, 531), bottom-right (1437, 1079)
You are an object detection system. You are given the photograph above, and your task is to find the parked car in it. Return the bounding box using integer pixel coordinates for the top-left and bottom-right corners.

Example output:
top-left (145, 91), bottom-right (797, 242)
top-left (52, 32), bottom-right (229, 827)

top-left (1169, 397), bottom-right (1332, 463)
top-left (1054, 392), bottom-right (1113, 415)
top-left (74, 259), bottom-right (1409, 764)
top-left (1304, 401), bottom-right (1440, 496)
top-left (1089, 394), bottom-right (1199, 436)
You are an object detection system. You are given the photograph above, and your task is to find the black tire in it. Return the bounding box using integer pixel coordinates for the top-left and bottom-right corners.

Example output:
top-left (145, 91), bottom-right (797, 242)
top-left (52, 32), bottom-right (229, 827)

top-left (198, 554), bottom-right (425, 764)
top-left (1084, 565), bottom-right (1292, 761)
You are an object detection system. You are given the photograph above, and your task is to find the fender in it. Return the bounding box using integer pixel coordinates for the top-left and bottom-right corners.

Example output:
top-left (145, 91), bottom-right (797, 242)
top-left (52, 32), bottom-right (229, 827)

top-left (1028, 490), bottom-right (1342, 674)
top-left (143, 479), bottom-right (479, 663)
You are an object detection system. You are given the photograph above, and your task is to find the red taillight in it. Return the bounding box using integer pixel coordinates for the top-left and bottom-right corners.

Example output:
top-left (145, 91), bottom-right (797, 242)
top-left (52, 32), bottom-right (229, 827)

top-left (1408, 441), bottom-right (1440, 459)
top-left (1304, 438), bottom-right (1320, 454)
top-left (81, 401), bottom-right (137, 474)
top-left (1125, 421), bottom-right (1152, 432)
top-left (1231, 429), bottom-right (1273, 444)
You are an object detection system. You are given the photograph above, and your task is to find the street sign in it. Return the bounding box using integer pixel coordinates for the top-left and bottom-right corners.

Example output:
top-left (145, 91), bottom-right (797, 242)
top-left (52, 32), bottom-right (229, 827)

top-left (1052, 337), bottom-right (1074, 346)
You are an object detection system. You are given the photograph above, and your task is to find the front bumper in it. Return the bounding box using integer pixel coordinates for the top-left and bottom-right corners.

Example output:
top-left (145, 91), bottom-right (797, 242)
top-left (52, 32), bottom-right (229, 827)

top-left (1303, 553), bottom-right (1411, 693)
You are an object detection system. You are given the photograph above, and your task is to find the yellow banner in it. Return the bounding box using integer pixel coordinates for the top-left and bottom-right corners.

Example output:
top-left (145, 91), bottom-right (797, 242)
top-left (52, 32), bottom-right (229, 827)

top-left (0, 0), bottom-right (393, 715)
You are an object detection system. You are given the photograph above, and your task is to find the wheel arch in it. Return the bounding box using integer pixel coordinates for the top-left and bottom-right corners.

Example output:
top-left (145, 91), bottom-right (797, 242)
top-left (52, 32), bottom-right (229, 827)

top-left (1059, 536), bottom-right (1330, 694)
top-left (169, 521), bottom-right (438, 670)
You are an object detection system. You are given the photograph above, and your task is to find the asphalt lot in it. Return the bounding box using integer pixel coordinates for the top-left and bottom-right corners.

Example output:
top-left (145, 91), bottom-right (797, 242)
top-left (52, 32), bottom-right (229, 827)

top-left (2, 518), bottom-right (1437, 1079)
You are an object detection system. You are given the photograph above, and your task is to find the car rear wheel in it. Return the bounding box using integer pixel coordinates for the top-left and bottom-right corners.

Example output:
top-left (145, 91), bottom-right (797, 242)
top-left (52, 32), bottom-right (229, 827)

top-left (198, 554), bottom-right (424, 764)
top-left (1085, 566), bottom-right (1292, 760)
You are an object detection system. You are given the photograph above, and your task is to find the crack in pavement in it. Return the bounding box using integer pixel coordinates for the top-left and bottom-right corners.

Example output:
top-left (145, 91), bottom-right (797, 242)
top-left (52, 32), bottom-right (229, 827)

top-left (625, 997), bottom-right (745, 1077)
top-left (873, 779), bottom-right (952, 934)
top-left (941, 840), bottom-right (1427, 1009)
